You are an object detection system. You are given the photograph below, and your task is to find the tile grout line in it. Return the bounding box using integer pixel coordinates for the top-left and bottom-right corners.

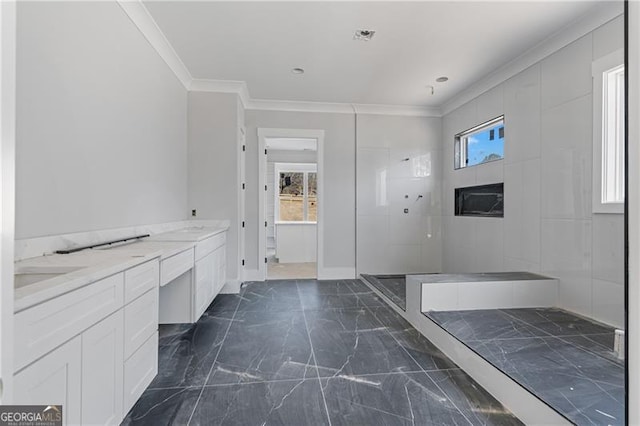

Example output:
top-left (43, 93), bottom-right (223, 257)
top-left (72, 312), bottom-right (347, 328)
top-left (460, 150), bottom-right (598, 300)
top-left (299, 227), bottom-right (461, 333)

top-left (186, 294), bottom-right (243, 425)
top-left (353, 278), bottom-right (477, 426)
top-left (296, 279), bottom-right (333, 426)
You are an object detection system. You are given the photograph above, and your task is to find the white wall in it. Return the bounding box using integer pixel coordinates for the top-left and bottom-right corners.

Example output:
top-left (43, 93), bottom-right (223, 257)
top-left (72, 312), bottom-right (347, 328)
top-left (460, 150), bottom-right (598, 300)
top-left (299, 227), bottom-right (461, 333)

top-left (627, 2), bottom-right (639, 423)
top-left (245, 110), bottom-right (356, 277)
top-left (441, 15), bottom-right (624, 328)
top-left (266, 149), bottom-right (317, 246)
top-left (188, 91), bottom-right (242, 284)
top-left (356, 114), bottom-right (442, 275)
top-left (16, 2), bottom-right (188, 239)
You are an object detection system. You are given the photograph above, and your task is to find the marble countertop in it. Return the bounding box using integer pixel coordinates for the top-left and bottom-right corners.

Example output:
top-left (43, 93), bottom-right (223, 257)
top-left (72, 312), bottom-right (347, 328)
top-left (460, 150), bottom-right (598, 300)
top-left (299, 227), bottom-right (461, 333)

top-left (147, 225), bottom-right (228, 242)
top-left (14, 238), bottom-right (196, 313)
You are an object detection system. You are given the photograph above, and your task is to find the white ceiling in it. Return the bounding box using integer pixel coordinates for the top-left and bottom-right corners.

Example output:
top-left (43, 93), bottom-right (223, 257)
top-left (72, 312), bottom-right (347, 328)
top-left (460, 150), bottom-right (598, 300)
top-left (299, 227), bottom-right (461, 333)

top-left (144, 1), bottom-right (610, 108)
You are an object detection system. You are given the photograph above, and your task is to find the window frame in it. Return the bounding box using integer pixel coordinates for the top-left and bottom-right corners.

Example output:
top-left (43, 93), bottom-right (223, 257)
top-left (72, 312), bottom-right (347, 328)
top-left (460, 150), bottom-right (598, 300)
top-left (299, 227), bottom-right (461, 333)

top-left (274, 162), bottom-right (317, 223)
top-left (454, 115), bottom-right (505, 170)
top-left (592, 49), bottom-right (625, 214)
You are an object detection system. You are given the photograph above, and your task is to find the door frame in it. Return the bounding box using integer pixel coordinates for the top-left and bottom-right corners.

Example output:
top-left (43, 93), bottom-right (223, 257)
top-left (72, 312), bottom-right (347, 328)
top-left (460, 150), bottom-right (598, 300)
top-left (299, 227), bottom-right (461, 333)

top-left (0, 0), bottom-right (16, 403)
top-left (257, 128), bottom-right (324, 281)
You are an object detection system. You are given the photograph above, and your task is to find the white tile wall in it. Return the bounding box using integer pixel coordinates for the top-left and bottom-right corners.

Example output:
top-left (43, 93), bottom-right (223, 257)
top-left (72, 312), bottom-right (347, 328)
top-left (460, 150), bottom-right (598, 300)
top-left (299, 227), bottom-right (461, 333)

top-left (439, 16), bottom-right (624, 327)
top-left (356, 115), bottom-right (442, 275)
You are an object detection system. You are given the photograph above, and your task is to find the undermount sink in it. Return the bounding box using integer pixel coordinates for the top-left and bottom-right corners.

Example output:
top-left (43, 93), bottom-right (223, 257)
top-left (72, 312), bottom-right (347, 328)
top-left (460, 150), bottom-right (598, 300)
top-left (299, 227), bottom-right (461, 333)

top-left (15, 265), bottom-right (85, 288)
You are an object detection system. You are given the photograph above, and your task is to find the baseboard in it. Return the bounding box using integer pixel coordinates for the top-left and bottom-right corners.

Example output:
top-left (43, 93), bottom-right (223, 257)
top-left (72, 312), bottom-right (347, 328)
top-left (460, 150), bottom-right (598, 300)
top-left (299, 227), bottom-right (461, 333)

top-left (242, 269), bottom-right (264, 282)
top-left (317, 267), bottom-right (356, 280)
top-left (220, 279), bottom-right (241, 294)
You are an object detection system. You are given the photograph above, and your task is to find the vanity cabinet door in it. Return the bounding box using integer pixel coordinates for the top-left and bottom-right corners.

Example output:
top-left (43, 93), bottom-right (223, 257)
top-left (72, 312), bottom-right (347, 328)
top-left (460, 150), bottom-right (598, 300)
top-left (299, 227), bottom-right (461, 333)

top-left (195, 252), bottom-right (214, 319)
top-left (81, 310), bottom-right (124, 426)
top-left (14, 336), bottom-right (82, 426)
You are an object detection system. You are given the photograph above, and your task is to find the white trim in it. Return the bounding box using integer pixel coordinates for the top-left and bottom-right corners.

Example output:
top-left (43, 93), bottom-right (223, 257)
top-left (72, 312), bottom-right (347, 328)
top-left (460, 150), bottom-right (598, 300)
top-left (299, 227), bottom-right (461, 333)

top-left (0, 0), bottom-right (16, 403)
top-left (190, 79), bottom-right (251, 109)
top-left (592, 49), bottom-right (625, 214)
top-left (258, 129), bottom-right (324, 281)
top-left (628, 2), bottom-right (640, 425)
top-left (247, 99), bottom-right (441, 117)
top-left (441, 3), bottom-right (624, 116)
top-left (117, 0), bottom-right (192, 89)
top-left (317, 267), bottom-right (356, 281)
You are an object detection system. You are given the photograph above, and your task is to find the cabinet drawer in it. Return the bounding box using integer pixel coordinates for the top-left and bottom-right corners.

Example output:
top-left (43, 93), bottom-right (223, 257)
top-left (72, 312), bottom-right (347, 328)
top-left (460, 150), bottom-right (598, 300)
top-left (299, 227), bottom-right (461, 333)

top-left (124, 288), bottom-right (158, 359)
top-left (15, 273), bottom-right (124, 371)
top-left (194, 233), bottom-right (226, 260)
top-left (160, 249), bottom-right (193, 286)
top-left (124, 331), bottom-right (158, 414)
top-left (125, 259), bottom-right (159, 304)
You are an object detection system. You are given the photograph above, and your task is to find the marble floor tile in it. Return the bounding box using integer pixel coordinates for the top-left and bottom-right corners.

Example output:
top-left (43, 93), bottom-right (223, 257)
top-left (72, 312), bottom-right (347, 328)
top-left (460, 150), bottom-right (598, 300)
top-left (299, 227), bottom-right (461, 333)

top-left (322, 372), bottom-right (471, 426)
top-left (208, 309), bottom-right (315, 385)
top-left (361, 274), bottom-right (407, 310)
top-left (429, 310), bottom-right (548, 341)
top-left (150, 312), bottom-right (231, 389)
top-left (121, 387), bottom-right (200, 426)
top-left (190, 379), bottom-right (329, 426)
top-left (467, 336), bottom-right (625, 425)
top-left (368, 306), bottom-right (458, 371)
top-left (206, 293), bottom-right (242, 315)
top-left (296, 279), bottom-right (357, 296)
top-left (501, 308), bottom-right (612, 337)
top-left (427, 369), bottom-right (524, 426)
top-left (306, 308), bottom-right (423, 377)
top-left (236, 280), bottom-right (302, 312)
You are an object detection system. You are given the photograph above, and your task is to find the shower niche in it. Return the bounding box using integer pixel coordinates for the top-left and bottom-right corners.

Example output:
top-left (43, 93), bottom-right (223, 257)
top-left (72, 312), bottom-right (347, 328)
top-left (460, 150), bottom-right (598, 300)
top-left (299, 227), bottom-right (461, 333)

top-left (454, 183), bottom-right (504, 217)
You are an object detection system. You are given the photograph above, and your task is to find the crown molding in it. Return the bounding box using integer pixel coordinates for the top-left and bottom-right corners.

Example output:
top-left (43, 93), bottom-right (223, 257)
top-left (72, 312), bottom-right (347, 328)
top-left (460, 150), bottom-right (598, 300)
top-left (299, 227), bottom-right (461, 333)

top-left (441, 2), bottom-right (624, 116)
top-left (121, 0), bottom-right (621, 119)
top-left (247, 98), bottom-right (441, 117)
top-left (190, 79), bottom-right (251, 108)
top-left (118, 0), bottom-right (192, 89)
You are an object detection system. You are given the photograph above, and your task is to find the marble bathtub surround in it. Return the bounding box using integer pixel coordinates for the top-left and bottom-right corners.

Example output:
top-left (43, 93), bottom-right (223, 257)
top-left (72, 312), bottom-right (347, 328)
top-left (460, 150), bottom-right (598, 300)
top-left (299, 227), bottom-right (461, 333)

top-left (123, 280), bottom-right (522, 425)
top-left (428, 308), bottom-right (625, 425)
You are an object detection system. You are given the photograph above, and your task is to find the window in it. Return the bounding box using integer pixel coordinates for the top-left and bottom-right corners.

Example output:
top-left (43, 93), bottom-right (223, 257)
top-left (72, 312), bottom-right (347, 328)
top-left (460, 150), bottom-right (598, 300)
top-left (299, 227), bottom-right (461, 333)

top-left (275, 163), bottom-right (317, 222)
top-left (593, 50), bottom-right (625, 214)
top-left (454, 116), bottom-right (504, 169)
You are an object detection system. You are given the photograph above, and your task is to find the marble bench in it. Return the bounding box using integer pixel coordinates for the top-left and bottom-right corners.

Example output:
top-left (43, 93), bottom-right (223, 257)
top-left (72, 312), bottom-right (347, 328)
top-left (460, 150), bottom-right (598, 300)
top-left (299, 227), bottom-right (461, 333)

top-left (407, 272), bottom-right (558, 312)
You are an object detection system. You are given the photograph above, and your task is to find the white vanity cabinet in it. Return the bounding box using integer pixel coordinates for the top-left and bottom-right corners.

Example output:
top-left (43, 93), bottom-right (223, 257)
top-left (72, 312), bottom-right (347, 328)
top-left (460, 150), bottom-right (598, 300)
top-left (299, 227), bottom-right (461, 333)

top-left (14, 258), bottom-right (160, 425)
top-left (193, 232), bottom-right (226, 321)
top-left (81, 311), bottom-right (124, 426)
top-left (14, 336), bottom-right (82, 426)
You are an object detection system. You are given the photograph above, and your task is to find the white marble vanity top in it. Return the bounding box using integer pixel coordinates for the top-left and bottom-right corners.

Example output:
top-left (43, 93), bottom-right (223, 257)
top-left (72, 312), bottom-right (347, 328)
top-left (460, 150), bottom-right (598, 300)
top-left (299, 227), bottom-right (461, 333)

top-left (148, 225), bottom-right (228, 242)
top-left (13, 222), bottom-right (228, 312)
top-left (14, 239), bottom-right (193, 313)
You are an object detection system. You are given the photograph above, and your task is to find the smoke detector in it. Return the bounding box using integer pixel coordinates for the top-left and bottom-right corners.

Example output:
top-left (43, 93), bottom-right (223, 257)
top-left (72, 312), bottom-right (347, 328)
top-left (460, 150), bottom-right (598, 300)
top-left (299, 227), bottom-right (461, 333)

top-left (353, 29), bottom-right (376, 41)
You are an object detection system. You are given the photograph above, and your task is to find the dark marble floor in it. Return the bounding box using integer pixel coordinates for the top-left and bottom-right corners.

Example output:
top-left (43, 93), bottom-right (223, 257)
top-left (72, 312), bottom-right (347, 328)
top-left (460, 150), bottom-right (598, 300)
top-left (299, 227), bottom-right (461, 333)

top-left (427, 308), bottom-right (625, 426)
top-left (122, 280), bottom-right (523, 425)
top-left (361, 274), bottom-right (407, 310)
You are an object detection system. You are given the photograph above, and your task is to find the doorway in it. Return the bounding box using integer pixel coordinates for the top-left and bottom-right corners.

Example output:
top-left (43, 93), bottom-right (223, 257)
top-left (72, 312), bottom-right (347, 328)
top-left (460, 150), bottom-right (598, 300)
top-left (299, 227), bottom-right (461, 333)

top-left (258, 129), bottom-right (324, 281)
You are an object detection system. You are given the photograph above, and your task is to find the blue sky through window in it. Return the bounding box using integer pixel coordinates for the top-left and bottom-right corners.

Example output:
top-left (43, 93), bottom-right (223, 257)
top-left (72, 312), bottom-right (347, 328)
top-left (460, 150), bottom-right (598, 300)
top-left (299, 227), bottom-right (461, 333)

top-left (466, 123), bottom-right (504, 166)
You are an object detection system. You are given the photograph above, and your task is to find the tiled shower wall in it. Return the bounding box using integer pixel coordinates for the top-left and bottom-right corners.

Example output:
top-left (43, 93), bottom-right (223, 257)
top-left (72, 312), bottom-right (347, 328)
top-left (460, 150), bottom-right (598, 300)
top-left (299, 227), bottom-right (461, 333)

top-left (356, 114), bottom-right (443, 275)
top-left (441, 16), bottom-right (624, 328)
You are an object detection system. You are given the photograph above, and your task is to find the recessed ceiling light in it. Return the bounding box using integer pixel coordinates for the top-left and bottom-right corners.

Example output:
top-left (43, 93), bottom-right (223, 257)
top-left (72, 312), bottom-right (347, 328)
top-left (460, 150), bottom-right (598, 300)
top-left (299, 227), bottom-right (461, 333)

top-left (353, 29), bottom-right (376, 41)
top-left (436, 76), bottom-right (449, 83)
top-left (291, 68), bottom-right (305, 75)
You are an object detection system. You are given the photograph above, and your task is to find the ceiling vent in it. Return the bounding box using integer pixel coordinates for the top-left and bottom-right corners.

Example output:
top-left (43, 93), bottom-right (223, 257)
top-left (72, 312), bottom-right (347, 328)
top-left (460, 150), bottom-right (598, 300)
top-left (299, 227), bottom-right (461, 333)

top-left (353, 29), bottom-right (375, 41)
